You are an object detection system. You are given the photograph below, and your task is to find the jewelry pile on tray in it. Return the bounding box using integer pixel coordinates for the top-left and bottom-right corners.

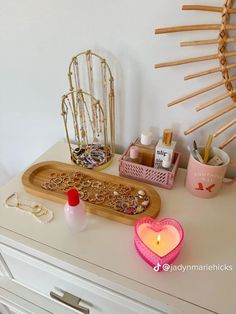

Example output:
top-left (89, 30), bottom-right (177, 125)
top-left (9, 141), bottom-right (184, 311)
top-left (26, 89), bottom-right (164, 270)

top-left (41, 171), bottom-right (150, 215)
top-left (71, 144), bottom-right (112, 169)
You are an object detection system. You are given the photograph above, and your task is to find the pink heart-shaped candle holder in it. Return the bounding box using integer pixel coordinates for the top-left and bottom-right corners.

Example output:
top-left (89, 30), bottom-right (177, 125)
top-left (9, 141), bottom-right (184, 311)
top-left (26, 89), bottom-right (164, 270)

top-left (134, 217), bottom-right (184, 271)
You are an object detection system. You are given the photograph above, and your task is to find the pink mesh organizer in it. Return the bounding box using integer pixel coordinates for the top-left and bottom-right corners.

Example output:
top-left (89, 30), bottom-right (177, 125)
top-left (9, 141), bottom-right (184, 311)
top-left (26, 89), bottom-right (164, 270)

top-left (119, 144), bottom-right (180, 189)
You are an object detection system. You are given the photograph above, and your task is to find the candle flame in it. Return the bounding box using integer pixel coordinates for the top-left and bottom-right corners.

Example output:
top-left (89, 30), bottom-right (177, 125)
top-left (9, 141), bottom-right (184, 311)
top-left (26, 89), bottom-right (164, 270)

top-left (157, 234), bottom-right (161, 245)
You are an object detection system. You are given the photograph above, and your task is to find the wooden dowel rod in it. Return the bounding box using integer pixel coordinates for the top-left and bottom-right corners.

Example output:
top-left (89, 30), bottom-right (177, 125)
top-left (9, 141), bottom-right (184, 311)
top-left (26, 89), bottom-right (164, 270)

top-left (155, 52), bottom-right (236, 69)
top-left (227, 25), bottom-right (236, 30)
top-left (184, 104), bottom-right (236, 135)
top-left (185, 63), bottom-right (236, 81)
top-left (169, 76), bottom-right (236, 107)
top-left (226, 37), bottom-right (236, 43)
top-left (219, 134), bottom-right (236, 149)
top-left (168, 80), bottom-right (224, 107)
top-left (155, 24), bottom-right (236, 34)
top-left (181, 39), bottom-right (218, 47)
top-left (196, 91), bottom-right (232, 112)
top-left (155, 24), bottom-right (220, 34)
top-left (181, 37), bottom-right (236, 47)
top-left (226, 8), bottom-right (236, 14)
top-left (225, 51), bottom-right (236, 58)
top-left (214, 118), bottom-right (236, 137)
top-left (155, 53), bottom-right (218, 68)
top-left (226, 63), bottom-right (236, 70)
top-left (185, 67), bottom-right (220, 80)
top-left (182, 5), bottom-right (222, 13)
top-left (182, 5), bottom-right (236, 14)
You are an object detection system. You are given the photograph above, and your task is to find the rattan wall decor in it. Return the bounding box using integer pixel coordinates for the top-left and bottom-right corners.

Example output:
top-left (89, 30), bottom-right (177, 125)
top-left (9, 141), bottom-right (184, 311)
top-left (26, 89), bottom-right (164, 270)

top-left (61, 50), bottom-right (115, 170)
top-left (155, 0), bottom-right (236, 149)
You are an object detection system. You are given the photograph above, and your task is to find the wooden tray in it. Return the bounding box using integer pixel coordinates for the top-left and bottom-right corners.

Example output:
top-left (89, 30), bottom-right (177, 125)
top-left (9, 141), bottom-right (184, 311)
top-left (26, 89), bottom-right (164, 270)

top-left (22, 161), bottom-right (161, 225)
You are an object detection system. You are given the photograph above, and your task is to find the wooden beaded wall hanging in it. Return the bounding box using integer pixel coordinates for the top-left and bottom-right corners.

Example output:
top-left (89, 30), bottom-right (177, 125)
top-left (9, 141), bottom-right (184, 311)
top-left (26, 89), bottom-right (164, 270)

top-left (155, 0), bottom-right (236, 149)
top-left (62, 50), bottom-right (115, 170)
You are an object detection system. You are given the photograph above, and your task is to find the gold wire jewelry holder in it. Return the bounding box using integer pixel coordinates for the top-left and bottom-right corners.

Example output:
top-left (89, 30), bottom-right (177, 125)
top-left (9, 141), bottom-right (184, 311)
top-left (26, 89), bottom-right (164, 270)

top-left (62, 50), bottom-right (115, 169)
top-left (155, 0), bottom-right (236, 149)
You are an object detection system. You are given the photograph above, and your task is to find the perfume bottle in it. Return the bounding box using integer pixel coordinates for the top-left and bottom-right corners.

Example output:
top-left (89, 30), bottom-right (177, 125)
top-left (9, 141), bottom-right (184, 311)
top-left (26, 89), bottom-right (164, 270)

top-left (134, 131), bottom-right (157, 167)
top-left (154, 129), bottom-right (176, 168)
top-left (125, 145), bottom-right (141, 164)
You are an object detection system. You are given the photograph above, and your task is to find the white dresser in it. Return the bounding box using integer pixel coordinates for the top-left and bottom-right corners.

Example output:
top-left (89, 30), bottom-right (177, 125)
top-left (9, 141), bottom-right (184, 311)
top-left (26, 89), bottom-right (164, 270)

top-left (0, 142), bottom-right (235, 314)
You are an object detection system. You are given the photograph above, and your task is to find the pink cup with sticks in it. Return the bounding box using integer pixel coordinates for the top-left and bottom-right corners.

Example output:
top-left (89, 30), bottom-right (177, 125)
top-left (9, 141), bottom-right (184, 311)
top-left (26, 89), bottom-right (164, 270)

top-left (185, 147), bottom-right (236, 198)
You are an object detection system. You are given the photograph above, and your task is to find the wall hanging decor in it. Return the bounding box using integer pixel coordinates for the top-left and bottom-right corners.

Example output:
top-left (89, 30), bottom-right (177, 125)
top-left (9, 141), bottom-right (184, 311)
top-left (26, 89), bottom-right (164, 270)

top-left (62, 50), bottom-right (115, 170)
top-left (155, 0), bottom-right (236, 149)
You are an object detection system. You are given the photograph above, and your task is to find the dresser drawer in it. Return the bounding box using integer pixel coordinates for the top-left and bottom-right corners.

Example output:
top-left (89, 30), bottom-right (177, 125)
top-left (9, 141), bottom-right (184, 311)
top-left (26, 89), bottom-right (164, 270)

top-left (0, 277), bottom-right (82, 314)
top-left (0, 252), bottom-right (11, 278)
top-left (0, 244), bottom-right (163, 314)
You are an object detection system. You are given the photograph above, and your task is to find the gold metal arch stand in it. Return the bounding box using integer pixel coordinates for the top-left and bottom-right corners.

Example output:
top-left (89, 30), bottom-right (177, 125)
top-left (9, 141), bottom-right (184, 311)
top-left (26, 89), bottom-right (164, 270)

top-left (61, 50), bottom-right (115, 170)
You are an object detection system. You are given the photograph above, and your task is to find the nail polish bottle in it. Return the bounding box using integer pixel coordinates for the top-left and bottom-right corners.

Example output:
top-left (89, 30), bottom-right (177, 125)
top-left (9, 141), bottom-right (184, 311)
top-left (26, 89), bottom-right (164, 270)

top-left (125, 145), bottom-right (141, 164)
top-left (154, 129), bottom-right (176, 168)
top-left (64, 189), bottom-right (87, 232)
top-left (134, 131), bottom-right (157, 167)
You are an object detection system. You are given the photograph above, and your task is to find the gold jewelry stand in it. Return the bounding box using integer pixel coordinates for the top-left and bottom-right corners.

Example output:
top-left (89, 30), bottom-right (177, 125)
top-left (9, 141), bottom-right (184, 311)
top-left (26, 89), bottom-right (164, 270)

top-left (62, 50), bottom-right (115, 170)
top-left (155, 0), bottom-right (236, 149)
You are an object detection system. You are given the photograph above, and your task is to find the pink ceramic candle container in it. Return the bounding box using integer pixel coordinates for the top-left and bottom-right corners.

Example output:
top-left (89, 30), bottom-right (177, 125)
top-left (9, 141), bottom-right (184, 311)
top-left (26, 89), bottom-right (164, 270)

top-left (134, 217), bottom-right (184, 271)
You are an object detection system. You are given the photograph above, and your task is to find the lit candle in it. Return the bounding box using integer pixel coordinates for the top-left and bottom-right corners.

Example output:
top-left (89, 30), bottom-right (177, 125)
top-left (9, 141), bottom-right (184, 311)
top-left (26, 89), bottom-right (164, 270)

top-left (134, 217), bottom-right (184, 270)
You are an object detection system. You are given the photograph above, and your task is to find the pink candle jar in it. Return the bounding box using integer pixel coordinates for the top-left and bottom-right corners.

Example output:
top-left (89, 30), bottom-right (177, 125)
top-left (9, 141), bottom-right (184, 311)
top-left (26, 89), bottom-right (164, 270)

top-left (134, 217), bottom-right (184, 271)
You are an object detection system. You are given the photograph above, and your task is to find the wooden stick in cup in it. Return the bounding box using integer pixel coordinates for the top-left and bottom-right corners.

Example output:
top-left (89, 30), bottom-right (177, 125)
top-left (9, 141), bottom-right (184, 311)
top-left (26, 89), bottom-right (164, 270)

top-left (204, 135), bottom-right (213, 163)
top-left (219, 134), bottom-right (236, 149)
top-left (213, 118), bottom-right (236, 137)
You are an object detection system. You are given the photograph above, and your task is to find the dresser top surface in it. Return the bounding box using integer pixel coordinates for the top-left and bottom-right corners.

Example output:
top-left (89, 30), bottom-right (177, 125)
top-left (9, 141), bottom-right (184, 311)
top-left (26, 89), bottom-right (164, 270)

top-left (0, 142), bottom-right (235, 314)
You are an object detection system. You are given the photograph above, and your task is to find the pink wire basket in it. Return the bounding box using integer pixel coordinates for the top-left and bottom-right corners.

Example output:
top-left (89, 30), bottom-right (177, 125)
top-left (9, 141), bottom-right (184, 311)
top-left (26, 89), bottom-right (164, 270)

top-left (119, 144), bottom-right (180, 189)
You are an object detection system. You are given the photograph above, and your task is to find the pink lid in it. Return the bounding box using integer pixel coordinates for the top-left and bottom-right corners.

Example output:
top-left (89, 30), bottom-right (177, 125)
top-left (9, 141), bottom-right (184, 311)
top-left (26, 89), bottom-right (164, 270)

top-left (67, 189), bottom-right (80, 206)
top-left (130, 146), bottom-right (139, 159)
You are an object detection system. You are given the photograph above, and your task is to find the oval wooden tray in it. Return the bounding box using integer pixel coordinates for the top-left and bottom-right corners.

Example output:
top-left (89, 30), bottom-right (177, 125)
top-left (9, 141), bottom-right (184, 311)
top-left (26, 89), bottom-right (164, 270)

top-left (22, 161), bottom-right (161, 225)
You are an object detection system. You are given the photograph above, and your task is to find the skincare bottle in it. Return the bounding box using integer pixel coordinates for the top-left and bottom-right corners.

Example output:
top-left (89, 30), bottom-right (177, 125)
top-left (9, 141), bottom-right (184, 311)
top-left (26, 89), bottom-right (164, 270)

top-left (134, 131), bottom-right (156, 167)
top-left (161, 153), bottom-right (173, 171)
top-left (64, 188), bottom-right (87, 232)
top-left (125, 145), bottom-right (141, 164)
top-left (154, 129), bottom-right (176, 168)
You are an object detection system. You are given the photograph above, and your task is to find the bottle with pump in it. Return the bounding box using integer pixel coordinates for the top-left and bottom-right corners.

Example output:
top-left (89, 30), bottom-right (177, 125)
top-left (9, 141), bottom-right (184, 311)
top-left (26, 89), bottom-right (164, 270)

top-left (64, 188), bottom-right (87, 232)
top-left (134, 131), bottom-right (156, 167)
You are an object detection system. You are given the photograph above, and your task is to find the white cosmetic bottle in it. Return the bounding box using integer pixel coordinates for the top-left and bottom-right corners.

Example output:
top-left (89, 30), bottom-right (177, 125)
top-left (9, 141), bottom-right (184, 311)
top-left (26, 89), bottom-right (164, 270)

top-left (64, 188), bottom-right (87, 232)
top-left (154, 129), bottom-right (176, 168)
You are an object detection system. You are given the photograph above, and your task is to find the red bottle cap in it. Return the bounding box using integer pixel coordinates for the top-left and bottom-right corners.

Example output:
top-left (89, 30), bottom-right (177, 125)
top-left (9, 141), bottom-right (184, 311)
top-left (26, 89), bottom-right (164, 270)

top-left (67, 189), bottom-right (80, 206)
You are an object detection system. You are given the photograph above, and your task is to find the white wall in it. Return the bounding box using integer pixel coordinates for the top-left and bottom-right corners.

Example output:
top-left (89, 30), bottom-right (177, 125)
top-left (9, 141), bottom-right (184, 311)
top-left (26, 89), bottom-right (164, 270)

top-left (0, 0), bottom-right (235, 181)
